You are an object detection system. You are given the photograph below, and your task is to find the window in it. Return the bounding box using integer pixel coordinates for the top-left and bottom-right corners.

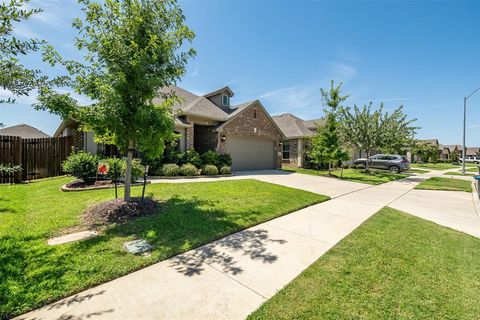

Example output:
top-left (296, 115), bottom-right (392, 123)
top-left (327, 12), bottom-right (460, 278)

top-left (282, 141), bottom-right (290, 160)
top-left (253, 109), bottom-right (257, 118)
top-left (222, 94), bottom-right (229, 107)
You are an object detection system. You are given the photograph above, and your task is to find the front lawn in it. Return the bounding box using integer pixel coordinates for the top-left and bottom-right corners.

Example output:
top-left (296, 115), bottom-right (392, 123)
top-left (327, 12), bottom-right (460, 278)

top-left (444, 171), bottom-right (475, 176)
top-left (415, 177), bottom-right (472, 192)
top-left (249, 207), bottom-right (480, 319)
top-left (0, 177), bottom-right (328, 318)
top-left (411, 162), bottom-right (475, 171)
top-left (405, 168), bottom-right (430, 174)
top-left (282, 167), bottom-right (408, 185)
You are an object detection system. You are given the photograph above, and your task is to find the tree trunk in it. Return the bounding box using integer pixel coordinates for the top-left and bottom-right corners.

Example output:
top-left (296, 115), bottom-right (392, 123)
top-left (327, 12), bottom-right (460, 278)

top-left (365, 150), bottom-right (370, 172)
top-left (124, 140), bottom-right (134, 201)
top-left (328, 161), bottom-right (332, 175)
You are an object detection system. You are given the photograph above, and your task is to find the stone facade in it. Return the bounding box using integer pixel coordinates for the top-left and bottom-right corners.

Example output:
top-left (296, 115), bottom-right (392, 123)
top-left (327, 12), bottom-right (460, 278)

top-left (217, 102), bottom-right (283, 168)
top-left (194, 124), bottom-right (218, 154)
top-left (185, 127), bottom-right (194, 149)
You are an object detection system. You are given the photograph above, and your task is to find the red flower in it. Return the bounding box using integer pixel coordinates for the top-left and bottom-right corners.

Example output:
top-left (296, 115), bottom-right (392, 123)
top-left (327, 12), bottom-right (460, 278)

top-left (98, 164), bottom-right (108, 174)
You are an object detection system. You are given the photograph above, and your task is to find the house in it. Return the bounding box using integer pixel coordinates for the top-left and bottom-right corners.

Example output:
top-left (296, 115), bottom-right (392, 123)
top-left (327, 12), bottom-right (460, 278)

top-left (0, 124), bottom-right (51, 139)
top-left (466, 147), bottom-right (480, 157)
top-left (54, 85), bottom-right (285, 171)
top-left (272, 113), bottom-right (321, 167)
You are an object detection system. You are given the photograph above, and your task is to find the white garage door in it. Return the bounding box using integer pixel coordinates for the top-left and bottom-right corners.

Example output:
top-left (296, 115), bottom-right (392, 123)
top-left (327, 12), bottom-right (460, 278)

top-left (226, 136), bottom-right (276, 171)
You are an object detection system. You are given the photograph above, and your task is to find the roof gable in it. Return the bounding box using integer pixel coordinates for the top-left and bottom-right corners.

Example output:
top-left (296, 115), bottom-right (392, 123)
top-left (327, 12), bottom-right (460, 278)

top-left (0, 124), bottom-right (51, 139)
top-left (272, 113), bottom-right (317, 139)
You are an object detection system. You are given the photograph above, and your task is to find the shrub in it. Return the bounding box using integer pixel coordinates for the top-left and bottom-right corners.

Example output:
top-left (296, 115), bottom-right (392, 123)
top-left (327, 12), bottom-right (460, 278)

top-left (162, 163), bottom-right (180, 176)
top-left (131, 159), bottom-right (145, 182)
top-left (183, 149), bottom-right (202, 168)
top-left (163, 148), bottom-right (183, 165)
top-left (219, 166), bottom-right (231, 175)
top-left (218, 153), bottom-right (232, 167)
top-left (201, 150), bottom-right (219, 167)
top-left (202, 164), bottom-right (218, 176)
top-left (141, 157), bottom-right (163, 176)
top-left (105, 158), bottom-right (124, 182)
top-left (0, 163), bottom-right (22, 175)
top-left (180, 163), bottom-right (198, 176)
top-left (62, 152), bottom-right (98, 181)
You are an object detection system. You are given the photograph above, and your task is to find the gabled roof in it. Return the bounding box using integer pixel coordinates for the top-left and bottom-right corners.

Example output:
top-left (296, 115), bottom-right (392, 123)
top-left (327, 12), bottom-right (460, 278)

top-left (216, 100), bottom-right (286, 139)
top-left (303, 118), bottom-right (324, 130)
top-left (466, 147), bottom-right (480, 155)
top-left (154, 85), bottom-right (230, 121)
top-left (272, 113), bottom-right (317, 139)
top-left (203, 86), bottom-right (234, 98)
top-left (419, 139), bottom-right (439, 146)
top-left (0, 124), bottom-right (50, 139)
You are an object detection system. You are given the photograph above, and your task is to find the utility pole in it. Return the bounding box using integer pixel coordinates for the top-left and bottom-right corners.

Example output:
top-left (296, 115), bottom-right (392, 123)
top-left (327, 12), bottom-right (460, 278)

top-left (462, 86), bottom-right (480, 175)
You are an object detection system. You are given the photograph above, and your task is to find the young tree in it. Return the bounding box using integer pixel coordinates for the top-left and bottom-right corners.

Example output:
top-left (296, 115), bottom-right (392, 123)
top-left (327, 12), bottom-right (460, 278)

top-left (450, 150), bottom-right (460, 163)
top-left (338, 103), bottom-right (418, 171)
top-left (308, 81), bottom-right (349, 174)
top-left (411, 141), bottom-right (438, 163)
top-left (37, 0), bottom-right (195, 201)
top-left (0, 0), bottom-right (44, 103)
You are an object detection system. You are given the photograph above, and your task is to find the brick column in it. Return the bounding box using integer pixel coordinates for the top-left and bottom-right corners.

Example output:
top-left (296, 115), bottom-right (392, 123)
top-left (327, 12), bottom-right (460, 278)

top-left (186, 126), bottom-right (194, 150)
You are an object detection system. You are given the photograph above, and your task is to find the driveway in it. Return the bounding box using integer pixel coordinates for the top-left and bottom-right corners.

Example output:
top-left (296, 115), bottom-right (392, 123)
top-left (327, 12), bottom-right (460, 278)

top-left (390, 187), bottom-right (480, 238)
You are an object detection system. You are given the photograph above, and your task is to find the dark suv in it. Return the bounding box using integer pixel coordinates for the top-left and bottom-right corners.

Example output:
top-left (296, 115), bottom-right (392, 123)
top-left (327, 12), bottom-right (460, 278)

top-left (353, 154), bottom-right (410, 173)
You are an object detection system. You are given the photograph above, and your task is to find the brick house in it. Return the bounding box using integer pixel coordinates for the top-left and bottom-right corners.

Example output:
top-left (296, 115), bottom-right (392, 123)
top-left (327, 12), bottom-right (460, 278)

top-left (272, 113), bottom-right (322, 167)
top-left (54, 85), bottom-right (285, 171)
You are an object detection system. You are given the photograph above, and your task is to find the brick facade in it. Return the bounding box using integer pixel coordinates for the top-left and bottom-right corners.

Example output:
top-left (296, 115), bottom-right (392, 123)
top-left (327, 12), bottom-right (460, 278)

top-left (185, 127), bottom-right (194, 149)
top-left (217, 102), bottom-right (283, 168)
top-left (283, 138), bottom-right (299, 165)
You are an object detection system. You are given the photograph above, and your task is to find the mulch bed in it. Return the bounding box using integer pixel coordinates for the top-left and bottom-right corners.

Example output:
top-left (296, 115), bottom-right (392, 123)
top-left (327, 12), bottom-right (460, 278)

top-left (62, 179), bottom-right (147, 192)
top-left (83, 197), bottom-right (161, 229)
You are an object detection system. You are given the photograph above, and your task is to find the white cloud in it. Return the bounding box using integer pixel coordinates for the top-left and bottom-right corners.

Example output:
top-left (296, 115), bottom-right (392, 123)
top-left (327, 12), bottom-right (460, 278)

top-left (190, 66), bottom-right (199, 77)
top-left (326, 62), bottom-right (358, 81)
top-left (12, 23), bottom-right (40, 39)
top-left (259, 84), bottom-right (321, 114)
top-left (0, 88), bottom-right (39, 104)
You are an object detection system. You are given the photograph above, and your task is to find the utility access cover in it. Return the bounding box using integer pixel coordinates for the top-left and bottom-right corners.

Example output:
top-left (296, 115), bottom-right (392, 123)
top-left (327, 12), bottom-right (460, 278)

top-left (124, 239), bottom-right (153, 255)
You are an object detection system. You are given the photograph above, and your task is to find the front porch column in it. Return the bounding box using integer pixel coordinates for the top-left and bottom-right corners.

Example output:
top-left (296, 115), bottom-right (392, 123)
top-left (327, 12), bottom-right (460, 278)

top-left (186, 126), bottom-right (194, 150)
top-left (297, 138), bottom-right (303, 167)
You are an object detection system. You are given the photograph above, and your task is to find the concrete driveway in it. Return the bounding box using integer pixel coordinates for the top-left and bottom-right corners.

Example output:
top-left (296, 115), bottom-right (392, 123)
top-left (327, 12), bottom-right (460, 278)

top-left (390, 187), bottom-right (480, 238)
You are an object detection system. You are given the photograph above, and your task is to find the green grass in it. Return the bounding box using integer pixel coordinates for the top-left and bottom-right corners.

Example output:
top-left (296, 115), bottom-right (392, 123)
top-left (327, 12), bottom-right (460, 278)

top-left (282, 167), bottom-right (408, 185)
top-left (0, 177), bottom-right (328, 318)
top-left (443, 171), bottom-right (475, 176)
top-left (415, 177), bottom-right (472, 192)
top-left (411, 163), bottom-right (463, 170)
top-left (466, 166), bottom-right (479, 172)
top-left (249, 207), bottom-right (480, 320)
top-left (405, 168), bottom-right (430, 174)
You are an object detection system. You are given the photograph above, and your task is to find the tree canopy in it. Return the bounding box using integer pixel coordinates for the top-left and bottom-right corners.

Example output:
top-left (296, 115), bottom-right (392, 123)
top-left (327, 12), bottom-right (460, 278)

top-left (338, 103), bottom-right (418, 170)
top-left (0, 0), bottom-right (44, 103)
top-left (37, 0), bottom-right (196, 200)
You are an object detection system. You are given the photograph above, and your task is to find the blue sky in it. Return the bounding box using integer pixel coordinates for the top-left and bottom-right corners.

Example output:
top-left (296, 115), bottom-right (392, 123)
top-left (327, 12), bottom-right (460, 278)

top-left (1, 0), bottom-right (479, 145)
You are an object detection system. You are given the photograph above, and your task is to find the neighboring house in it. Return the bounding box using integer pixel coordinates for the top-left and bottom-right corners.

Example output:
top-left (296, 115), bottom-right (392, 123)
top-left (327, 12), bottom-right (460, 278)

top-left (0, 123), bottom-right (51, 139)
top-left (272, 113), bottom-right (322, 167)
top-left (466, 147), bottom-right (480, 157)
top-left (54, 85), bottom-right (285, 171)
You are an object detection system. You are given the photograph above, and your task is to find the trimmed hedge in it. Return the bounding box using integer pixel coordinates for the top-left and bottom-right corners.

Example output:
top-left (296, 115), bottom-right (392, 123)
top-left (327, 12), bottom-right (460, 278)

top-left (162, 163), bottom-right (180, 176)
top-left (202, 165), bottom-right (218, 176)
top-left (180, 163), bottom-right (198, 176)
top-left (219, 166), bottom-right (232, 175)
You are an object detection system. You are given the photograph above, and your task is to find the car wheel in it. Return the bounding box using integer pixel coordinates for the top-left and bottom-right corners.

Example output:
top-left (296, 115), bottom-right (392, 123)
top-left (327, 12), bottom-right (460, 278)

top-left (389, 165), bottom-right (400, 173)
top-left (475, 161), bottom-right (479, 164)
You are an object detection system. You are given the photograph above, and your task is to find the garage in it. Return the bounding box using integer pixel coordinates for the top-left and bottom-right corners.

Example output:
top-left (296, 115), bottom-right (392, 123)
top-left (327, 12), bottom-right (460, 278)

top-left (226, 136), bottom-right (276, 170)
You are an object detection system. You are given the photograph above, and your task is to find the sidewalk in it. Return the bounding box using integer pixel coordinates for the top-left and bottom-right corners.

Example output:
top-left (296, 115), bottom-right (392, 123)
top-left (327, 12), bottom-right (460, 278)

top-left (17, 174), bottom-right (427, 320)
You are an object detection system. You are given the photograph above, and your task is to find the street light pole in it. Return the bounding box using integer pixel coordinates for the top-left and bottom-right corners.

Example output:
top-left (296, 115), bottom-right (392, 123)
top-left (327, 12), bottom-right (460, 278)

top-left (462, 86), bottom-right (480, 175)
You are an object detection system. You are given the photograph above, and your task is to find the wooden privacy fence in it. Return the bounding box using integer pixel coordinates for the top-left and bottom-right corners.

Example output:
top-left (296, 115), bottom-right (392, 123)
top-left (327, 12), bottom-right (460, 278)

top-left (0, 135), bottom-right (73, 183)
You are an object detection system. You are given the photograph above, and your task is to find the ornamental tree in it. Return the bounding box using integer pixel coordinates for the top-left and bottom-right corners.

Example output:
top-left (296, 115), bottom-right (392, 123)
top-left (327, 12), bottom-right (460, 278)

top-left (37, 0), bottom-right (195, 200)
top-left (308, 81), bottom-right (349, 174)
top-left (338, 103), bottom-right (418, 171)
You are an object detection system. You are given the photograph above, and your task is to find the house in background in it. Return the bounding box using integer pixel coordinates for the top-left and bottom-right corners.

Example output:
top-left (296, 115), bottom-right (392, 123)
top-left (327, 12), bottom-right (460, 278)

top-left (0, 124), bottom-right (50, 139)
top-left (272, 113), bottom-right (321, 167)
top-left (54, 85), bottom-right (285, 171)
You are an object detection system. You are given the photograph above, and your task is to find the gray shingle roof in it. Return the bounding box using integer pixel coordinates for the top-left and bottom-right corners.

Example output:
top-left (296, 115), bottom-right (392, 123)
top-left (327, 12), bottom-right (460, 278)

top-left (154, 85), bottom-right (230, 121)
top-left (0, 124), bottom-right (51, 138)
top-left (272, 113), bottom-right (317, 139)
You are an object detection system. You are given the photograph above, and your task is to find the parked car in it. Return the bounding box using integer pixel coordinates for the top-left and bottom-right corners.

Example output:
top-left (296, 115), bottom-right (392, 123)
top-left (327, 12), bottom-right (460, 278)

top-left (353, 154), bottom-right (410, 173)
top-left (459, 156), bottom-right (480, 164)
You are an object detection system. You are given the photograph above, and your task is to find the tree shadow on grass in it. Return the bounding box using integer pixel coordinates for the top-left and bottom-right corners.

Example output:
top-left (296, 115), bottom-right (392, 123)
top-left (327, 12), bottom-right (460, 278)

top-left (75, 196), bottom-right (287, 276)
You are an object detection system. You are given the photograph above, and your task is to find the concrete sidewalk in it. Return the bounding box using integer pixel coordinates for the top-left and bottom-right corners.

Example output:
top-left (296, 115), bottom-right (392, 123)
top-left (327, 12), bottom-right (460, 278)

top-left (17, 175), bottom-right (426, 320)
